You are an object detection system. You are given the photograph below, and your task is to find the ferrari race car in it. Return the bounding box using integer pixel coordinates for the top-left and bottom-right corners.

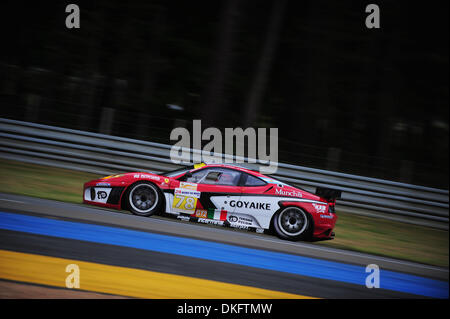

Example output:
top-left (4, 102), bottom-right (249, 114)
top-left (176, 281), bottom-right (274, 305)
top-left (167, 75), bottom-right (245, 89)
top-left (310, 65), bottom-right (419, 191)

top-left (83, 163), bottom-right (341, 241)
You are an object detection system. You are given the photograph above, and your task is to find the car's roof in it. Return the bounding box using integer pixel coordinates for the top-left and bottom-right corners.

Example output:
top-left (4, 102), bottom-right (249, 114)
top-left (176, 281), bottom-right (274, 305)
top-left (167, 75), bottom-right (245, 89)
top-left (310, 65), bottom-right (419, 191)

top-left (198, 163), bottom-right (267, 178)
top-left (167, 163), bottom-right (296, 189)
top-left (196, 164), bottom-right (295, 188)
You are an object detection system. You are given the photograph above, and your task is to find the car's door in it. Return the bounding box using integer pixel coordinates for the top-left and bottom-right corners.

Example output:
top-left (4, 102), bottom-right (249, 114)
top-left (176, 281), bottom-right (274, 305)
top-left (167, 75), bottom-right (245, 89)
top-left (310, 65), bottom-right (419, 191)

top-left (232, 173), bottom-right (277, 230)
top-left (170, 167), bottom-right (242, 221)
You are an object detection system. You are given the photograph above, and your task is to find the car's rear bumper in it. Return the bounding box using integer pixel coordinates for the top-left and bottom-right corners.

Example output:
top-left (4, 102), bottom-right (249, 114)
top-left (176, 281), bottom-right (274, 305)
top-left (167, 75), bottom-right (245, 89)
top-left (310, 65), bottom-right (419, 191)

top-left (312, 215), bottom-right (338, 240)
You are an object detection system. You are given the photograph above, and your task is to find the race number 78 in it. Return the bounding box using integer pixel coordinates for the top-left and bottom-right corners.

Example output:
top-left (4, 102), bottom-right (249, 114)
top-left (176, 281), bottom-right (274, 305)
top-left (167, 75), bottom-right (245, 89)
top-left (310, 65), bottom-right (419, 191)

top-left (173, 194), bottom-right (197, 211)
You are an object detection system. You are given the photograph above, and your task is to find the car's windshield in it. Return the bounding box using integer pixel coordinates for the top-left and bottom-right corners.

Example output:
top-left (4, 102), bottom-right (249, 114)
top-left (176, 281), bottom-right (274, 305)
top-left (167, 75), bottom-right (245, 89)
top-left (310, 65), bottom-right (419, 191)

top-left (161, 165), bottom-right (194, 177)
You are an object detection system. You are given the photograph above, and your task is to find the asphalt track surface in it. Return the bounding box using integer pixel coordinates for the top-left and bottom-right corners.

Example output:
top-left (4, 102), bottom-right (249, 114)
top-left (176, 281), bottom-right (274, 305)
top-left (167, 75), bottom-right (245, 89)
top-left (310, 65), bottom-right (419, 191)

top-left (0, 193), bottom-right (448, 299)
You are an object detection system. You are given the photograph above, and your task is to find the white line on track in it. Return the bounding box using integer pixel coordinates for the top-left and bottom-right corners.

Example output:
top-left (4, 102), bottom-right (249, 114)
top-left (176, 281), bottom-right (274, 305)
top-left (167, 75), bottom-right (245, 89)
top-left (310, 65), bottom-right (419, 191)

top-left (0, 198), bottom-right (24, 204)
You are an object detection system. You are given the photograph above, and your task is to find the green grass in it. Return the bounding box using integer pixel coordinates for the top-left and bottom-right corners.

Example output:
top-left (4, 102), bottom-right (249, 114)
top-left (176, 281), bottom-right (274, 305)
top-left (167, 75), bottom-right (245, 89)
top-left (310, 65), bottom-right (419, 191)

top-left (0, 159), bottom-right (100, 204)
top-left (0, 158), bottom-right (448, 268)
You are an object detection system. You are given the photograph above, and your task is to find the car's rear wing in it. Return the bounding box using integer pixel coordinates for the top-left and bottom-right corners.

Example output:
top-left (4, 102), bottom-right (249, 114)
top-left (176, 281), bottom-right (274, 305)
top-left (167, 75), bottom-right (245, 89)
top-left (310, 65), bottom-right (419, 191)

top-left (315, 187), bottom-right (342, 202)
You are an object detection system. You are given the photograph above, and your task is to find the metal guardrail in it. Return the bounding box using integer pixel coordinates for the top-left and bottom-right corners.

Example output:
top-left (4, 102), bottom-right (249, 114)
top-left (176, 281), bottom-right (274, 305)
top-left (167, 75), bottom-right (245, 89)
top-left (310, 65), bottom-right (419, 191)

top-left (0, 117), bottom-right (448, 230)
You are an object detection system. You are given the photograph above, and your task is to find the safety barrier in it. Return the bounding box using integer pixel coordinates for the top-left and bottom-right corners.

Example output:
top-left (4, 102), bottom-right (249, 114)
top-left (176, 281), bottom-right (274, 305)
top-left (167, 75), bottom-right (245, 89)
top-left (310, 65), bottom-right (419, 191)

top-left (0, 118), bottom-right (448, 229)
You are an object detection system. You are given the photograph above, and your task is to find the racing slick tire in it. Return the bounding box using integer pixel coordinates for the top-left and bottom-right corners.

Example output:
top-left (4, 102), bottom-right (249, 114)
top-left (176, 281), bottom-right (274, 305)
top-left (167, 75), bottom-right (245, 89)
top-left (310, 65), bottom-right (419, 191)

top-left (273, 206), bottom-right (312, 241)
top-left (126, 182), bottom-right (162, 217)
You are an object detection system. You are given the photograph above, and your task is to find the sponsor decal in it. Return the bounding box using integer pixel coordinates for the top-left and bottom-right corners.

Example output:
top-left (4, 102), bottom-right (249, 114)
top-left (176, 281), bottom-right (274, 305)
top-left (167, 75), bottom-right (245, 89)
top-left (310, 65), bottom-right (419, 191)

top-left (192, 209), bottom-right (207, 218)
top-left (320, 214), bottom-right (334, 219)
top-left (176, 215), bottom-right (190, 221)
top-left (175, 188), bottom-right (201, 198)
top-left (97, 191), bottom-right (108, 199)
top-left (134, 174), bottom-right (160, 181)
top-left (238, 216), bottom-right (253, 225)
top-left (229, 200), bottom-right (271, 210)
top-left (96, 182), bottom-right (110, 186)
top-left (312, 203), bottom-right (327, 213)
top-left (230, 224), bottom-right (250, 230)
top-left (226, 215), bottom-right (260, 230)
top-left (227, 214), bottom-right (254, 226)
top-left (180, 182), bottom-right (198, 190)
top-left (198, 218), bottom-right (224, 226)
top-left (85, 187), bottom-right (112, 203)
top-left (275, 188), bottom-right (302, 198)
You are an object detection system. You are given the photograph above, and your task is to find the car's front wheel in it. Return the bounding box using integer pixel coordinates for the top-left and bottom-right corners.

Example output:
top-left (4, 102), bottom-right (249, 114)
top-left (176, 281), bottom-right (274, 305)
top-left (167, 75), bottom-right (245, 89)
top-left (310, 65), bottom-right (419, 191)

top-left (127, 182), bottom-right (162, 216)
top-left (273, 206), bottom-right (312, 241)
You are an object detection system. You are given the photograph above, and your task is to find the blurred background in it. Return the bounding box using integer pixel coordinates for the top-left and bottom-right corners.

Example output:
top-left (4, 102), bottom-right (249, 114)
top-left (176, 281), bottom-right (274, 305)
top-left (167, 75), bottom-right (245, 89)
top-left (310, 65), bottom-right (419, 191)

top-left (0, 0), bottom-right (448, 188)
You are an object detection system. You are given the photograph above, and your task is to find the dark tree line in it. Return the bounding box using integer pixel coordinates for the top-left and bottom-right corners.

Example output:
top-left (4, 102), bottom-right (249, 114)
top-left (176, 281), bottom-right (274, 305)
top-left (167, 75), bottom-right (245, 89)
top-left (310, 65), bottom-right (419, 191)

top-left (0, 0), bottom-right (448, 188)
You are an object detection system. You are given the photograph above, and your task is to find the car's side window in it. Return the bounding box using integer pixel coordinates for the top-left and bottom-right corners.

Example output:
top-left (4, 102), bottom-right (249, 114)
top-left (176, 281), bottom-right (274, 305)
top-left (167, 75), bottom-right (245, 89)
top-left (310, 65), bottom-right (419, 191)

top-left (185, 168), bottom-right (242, 186)
top-left (184, 168), bottom-right (210, 183)
top-left (244, 174), bottom-right (267, 186)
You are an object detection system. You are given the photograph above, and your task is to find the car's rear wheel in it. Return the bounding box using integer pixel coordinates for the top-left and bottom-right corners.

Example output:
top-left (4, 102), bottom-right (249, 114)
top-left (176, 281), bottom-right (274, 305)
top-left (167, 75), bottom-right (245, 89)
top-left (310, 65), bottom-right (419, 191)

top-left (273, 206), bottom-right (312, 241)
top-left (127, 182), bottom-right (161, 216)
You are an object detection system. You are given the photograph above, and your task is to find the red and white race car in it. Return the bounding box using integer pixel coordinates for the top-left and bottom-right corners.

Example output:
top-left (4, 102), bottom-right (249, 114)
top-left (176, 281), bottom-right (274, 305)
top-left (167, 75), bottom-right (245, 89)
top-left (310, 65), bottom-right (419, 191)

top-left (83, 163), bottom-right (341, 241)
